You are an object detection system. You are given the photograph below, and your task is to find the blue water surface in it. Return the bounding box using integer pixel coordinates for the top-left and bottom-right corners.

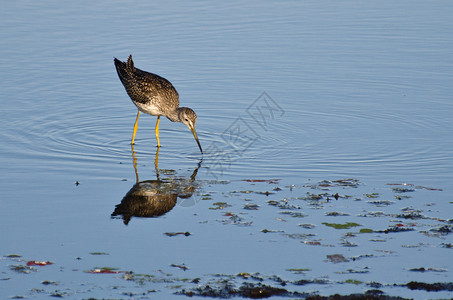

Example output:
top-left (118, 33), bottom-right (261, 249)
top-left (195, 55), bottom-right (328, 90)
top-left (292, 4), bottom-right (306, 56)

top-left (1, 1), bottom-right (452, 299)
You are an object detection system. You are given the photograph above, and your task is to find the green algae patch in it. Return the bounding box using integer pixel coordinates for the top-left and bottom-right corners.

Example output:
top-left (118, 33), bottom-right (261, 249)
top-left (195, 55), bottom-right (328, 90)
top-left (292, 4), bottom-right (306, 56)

top-left (322, 222), bottom-right (361, 229)
top-left (344, 279), bottom-right (363, 285)
top-left (364, 193), bottom-right (380, 198)
top-left (210, 202), bottom-right (231, 210)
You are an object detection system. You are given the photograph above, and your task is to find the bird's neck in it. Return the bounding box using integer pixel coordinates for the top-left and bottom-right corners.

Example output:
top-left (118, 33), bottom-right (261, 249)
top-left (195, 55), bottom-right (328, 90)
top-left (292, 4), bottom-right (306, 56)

top-left (166, 108), bottom-right (183, 123)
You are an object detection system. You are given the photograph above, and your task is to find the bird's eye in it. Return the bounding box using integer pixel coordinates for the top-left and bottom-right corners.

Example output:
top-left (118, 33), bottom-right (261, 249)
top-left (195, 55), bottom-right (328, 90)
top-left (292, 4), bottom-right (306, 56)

top-left (185, 119), bottom-right (189, 122)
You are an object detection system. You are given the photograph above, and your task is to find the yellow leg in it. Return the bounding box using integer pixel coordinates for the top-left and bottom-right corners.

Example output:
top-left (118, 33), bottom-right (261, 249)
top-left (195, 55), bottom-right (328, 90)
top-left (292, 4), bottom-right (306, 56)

top-left (155, 116), bottom-right (161, 147)
top-left (131, 144), bottom-right (139, 183)
top-left (131, 111), bottom-right (140, 145)
top-left (154, 146), bottom-right (160, 172)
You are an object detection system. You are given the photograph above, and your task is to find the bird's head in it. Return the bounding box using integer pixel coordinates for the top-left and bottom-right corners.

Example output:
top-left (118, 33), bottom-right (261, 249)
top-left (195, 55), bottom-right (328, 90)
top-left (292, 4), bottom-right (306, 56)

top-left (179, 107), bottom-right (202, 153)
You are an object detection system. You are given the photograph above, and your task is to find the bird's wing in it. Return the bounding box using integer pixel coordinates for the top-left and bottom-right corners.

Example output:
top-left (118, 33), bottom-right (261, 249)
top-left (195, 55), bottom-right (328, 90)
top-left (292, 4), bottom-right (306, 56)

top-left (114, 56), bottom-right (179, 106)
top-left (124, 69), bottom-right (179, 107)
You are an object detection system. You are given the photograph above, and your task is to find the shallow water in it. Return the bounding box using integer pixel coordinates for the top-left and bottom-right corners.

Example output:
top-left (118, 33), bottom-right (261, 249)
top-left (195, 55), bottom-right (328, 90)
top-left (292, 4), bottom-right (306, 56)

top-left (1, 1), bottom-right (453, 299)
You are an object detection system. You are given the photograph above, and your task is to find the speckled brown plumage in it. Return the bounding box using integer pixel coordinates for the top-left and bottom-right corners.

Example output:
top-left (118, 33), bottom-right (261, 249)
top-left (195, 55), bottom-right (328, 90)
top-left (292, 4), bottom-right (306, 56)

top-left (114, 55), bottom-right (179, 116)
top-left (114, 55), bottom-right (202, 153)
top-left (111, 180), bottom-right (178, 225)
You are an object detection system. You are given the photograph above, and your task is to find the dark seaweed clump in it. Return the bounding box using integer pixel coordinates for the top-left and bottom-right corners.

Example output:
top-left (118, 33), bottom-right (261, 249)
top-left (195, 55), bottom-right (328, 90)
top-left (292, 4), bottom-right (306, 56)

top-left (177, 282), bottom-right (410, 299)
top-left (177, 281), bottom-right (307, 298)
top-left (405, 281), bottom-right (453, 292)
top-left (377, 226), bottom-right (415, 234)
top-left (430, 224), bottom-right (453, 234)
top-left (306, 289), bottom-right (408, 300)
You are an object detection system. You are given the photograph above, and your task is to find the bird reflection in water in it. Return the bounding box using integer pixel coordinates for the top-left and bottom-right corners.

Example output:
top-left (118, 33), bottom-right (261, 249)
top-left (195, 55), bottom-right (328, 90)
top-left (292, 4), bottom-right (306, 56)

top-left (111, 145), bottom-right (201, 225)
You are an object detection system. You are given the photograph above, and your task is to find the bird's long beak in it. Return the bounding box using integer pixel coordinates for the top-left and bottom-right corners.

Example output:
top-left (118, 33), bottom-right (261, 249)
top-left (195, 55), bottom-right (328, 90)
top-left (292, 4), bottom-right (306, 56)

top-left (190, 126), bottom-right (203, 154)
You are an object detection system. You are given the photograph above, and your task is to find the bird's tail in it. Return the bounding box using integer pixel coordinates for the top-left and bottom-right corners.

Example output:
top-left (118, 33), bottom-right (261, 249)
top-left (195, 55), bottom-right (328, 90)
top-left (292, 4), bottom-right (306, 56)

top-left (126, 55), bottom-right (135, 71)
top-left (114, 55), bottom-right (135, 85)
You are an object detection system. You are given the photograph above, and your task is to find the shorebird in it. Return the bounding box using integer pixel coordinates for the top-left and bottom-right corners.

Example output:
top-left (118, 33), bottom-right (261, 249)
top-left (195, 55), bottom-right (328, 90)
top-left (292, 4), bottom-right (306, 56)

top-left (114, 55), bottom-right (202, 153)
